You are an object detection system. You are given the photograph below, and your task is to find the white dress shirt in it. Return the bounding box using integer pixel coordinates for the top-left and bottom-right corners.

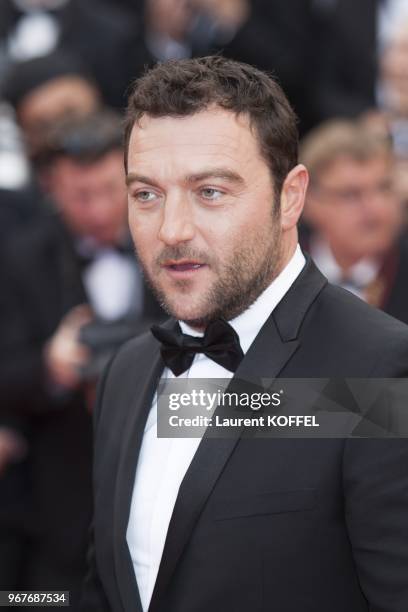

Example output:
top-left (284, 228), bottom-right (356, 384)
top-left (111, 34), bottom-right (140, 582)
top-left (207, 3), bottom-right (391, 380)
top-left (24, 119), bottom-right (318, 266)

top-left (378, 0), bottom-right (408, 51)
top-left (310, 238), bottom-right (379, 301)
top-left (82, 248), bottom-right (143, 320)
top-left (126, 245), bottom-right (306, 612)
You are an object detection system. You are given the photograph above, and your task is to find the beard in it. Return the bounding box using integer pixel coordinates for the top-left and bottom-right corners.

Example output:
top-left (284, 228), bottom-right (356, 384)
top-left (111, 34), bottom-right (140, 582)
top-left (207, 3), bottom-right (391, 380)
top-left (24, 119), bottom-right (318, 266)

top-left (135, 213), bottom-right (283, 328)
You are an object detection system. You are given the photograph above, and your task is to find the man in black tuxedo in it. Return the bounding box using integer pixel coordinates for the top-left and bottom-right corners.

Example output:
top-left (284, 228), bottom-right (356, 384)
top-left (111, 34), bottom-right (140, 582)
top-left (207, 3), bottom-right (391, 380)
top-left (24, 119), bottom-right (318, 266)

top-left (81, 56), bottom-right (408, 612)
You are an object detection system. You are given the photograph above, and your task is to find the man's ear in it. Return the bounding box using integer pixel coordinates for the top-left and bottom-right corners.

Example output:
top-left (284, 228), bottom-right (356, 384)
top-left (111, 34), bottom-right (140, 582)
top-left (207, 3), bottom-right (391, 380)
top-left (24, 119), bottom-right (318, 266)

top-left (280, 164), bottom-right (309, 231)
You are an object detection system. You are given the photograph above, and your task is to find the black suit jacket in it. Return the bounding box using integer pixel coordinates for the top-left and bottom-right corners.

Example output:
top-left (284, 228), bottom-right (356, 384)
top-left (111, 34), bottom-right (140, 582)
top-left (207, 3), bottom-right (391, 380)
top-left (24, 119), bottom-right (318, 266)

top-left (308, 0), bottom-right (377, 126)
top-left (82, 258), bottom-right (408, 612)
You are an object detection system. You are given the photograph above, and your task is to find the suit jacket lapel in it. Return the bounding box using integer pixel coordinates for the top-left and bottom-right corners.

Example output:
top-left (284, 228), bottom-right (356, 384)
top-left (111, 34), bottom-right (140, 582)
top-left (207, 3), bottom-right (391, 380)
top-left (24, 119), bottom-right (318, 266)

top-left (149, 257), bottom-right (328, 611)
top-left (113, 337), bottom-right (165, 612)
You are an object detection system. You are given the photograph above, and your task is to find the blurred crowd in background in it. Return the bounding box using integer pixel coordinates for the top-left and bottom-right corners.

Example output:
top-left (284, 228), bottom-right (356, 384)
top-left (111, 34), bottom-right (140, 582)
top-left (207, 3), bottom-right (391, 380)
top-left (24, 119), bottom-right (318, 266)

top-left (1, 0), bottom-right (408, 609)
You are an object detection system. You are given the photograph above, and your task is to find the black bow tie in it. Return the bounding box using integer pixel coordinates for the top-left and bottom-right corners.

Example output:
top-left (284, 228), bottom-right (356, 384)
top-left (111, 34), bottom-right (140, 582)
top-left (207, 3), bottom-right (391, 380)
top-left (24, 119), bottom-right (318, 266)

top-left (151, 318), bottom-right (244, 376)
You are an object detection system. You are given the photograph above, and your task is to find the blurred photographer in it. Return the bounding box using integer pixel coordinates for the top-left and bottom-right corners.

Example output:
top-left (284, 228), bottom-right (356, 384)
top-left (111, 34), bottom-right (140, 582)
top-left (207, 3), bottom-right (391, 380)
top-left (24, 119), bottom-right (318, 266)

top-left (42, 111), bottom-right (163, 389)
top-left (0, 110), bottom-right (162, 606)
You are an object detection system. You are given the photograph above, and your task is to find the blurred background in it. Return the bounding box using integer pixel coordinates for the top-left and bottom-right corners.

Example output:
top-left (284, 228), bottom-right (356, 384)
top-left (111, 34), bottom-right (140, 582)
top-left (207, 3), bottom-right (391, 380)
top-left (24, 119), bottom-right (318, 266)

top-left (1, 0), bottom-right (408, 609)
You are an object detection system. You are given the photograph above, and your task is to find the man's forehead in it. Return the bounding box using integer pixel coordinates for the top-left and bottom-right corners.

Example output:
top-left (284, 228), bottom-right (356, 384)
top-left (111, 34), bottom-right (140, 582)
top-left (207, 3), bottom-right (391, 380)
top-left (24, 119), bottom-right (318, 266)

top-left (125, 111), bottom-right (268, 185)
top-left (128, 108), bottom-right (255, 153)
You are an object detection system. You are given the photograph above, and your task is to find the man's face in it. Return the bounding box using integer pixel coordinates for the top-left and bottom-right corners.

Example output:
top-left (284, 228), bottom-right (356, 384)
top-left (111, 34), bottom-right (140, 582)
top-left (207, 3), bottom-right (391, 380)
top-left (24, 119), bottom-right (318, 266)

top-left (126, 108), bottom-right (285, 326)
top-left (49, 150), bottom-right (127, 245)
top-left (306, 155), bottom-right (402, 262)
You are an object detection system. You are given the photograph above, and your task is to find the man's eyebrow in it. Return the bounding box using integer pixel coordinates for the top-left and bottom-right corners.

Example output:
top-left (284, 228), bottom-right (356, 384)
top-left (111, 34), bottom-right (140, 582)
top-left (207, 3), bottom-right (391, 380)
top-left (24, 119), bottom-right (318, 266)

top-left (125, 173), bottom-right (160, 188)
top-left (125, 168), bottom-right (245, 188)
top-left (186, 168), bottom-right (245, 184)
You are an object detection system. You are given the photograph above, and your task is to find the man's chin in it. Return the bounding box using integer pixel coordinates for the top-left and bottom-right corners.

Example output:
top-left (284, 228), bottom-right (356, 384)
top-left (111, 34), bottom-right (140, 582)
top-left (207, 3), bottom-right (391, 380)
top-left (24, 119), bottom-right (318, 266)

top-left (149, 278), bottom-right (210, 317)
top-left (164, 302), bottom-right (211, 326)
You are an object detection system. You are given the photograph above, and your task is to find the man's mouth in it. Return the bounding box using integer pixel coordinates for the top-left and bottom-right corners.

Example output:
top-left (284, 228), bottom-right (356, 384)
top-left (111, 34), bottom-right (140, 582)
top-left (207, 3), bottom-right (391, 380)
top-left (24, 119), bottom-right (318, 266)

top-left (162, 260), bottom-right (207, 273)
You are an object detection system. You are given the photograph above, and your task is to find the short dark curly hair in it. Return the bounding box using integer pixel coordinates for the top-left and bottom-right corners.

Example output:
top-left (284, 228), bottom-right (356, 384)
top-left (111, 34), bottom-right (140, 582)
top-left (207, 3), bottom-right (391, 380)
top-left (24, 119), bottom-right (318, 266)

top-left (124, 56), bottom-right (298, 199)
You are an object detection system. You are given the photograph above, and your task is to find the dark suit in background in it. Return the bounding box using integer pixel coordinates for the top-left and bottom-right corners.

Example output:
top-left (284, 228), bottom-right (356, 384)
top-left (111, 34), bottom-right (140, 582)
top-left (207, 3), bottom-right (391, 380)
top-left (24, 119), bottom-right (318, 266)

top-left (219, 0), bottom-right (317, 132)
top-left (0, 213), bottom-right (92, 603)
top-left (311, 0), bottom-right (377, 125)
top-left (82, 258), bottom-right (408, 612)
top-left (216, 0), bottom-right (377, 132)
top-left (381, 235), bottom-right (408, 325)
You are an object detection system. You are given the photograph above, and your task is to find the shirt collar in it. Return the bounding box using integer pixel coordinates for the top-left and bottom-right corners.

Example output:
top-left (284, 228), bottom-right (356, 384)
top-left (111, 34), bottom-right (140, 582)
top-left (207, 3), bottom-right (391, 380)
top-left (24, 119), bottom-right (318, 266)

top-left (311, 238), bottom-right (379, 288)
top-left (180, 244), bottom-right (305, 354)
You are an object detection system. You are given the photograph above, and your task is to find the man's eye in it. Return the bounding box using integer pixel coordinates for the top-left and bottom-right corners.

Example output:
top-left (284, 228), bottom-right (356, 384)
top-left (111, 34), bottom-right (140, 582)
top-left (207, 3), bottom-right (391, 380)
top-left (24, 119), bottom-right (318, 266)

top-left (200, 188), bottom-right (223, 200)
top-left (135, 190), bottom-right (157, 202)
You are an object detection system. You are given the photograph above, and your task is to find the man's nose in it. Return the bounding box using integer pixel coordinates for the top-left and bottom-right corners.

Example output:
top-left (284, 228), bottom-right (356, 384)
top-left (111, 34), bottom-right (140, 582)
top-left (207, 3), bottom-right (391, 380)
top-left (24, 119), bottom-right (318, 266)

top-left (158, 193), bottom-right (196, 246)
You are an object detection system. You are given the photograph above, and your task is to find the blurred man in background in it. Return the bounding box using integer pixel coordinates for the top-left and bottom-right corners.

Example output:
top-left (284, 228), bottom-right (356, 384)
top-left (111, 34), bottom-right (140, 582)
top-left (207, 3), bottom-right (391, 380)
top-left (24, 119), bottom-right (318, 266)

top-left (300, 118), bottom-right (408, 323)
top-left (0, 110), bottom-right (162, 608)
top-left (2, 51), bottom-right (101, 176)
top-left (0, 50), bottom-right (103, 251)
